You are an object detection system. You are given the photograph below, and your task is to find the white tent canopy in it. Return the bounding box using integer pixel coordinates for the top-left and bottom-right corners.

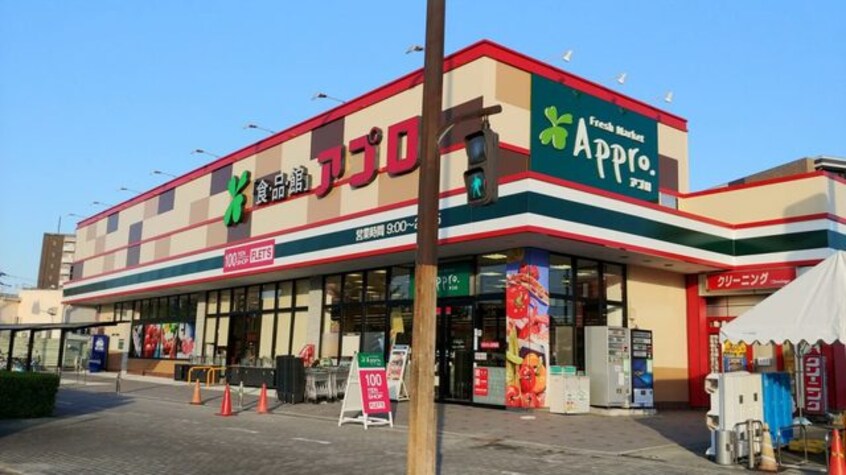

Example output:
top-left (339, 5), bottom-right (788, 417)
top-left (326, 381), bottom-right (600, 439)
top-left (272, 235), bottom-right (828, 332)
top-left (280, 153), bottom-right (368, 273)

top-left (720, 251), bottom-right (846, 345)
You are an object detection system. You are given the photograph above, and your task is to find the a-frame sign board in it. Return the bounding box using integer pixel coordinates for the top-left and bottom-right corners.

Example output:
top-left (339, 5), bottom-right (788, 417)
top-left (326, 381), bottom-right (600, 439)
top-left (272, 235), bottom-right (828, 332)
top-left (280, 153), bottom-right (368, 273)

top-left (338, 352), bottom-right (393, 429)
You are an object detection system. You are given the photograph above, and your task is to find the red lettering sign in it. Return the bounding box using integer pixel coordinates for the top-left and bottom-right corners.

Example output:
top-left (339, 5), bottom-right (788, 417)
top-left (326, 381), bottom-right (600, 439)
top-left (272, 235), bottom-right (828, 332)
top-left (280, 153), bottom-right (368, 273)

top-left (223, 240), bottom-right (275, 273)
top-left (474, 367), bottom-right (489, 396)
top-left (359, 368), bottom-right (391, 414)
top-left (802, 352), bottom-right (826, 415)
top-left (480, 341), bottom-right (500, 350)
top-left (705, 267), bottom-right (796, 291)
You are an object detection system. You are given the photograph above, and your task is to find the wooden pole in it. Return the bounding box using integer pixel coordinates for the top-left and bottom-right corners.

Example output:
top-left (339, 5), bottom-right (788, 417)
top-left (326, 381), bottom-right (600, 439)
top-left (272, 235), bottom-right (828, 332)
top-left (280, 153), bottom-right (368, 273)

top-left (406, 0), bottom-right (444, 473)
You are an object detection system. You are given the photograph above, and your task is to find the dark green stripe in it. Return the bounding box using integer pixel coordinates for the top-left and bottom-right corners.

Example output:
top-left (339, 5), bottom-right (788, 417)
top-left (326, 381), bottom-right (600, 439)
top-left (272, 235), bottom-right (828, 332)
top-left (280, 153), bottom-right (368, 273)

top-left (64, 191), bottom-right (845, 298)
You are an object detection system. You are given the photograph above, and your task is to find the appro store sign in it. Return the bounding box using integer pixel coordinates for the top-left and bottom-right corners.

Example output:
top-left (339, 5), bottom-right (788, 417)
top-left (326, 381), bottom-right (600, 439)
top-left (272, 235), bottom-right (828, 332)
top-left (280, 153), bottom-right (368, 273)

top-left (530, 75), bottom-right (660, 202)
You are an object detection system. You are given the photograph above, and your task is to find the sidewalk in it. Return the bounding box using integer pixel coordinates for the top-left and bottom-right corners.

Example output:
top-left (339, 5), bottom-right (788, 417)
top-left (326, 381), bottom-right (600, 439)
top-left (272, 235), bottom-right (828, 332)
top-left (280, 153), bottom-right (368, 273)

top-left (58, 373), bottom-right (732, 461)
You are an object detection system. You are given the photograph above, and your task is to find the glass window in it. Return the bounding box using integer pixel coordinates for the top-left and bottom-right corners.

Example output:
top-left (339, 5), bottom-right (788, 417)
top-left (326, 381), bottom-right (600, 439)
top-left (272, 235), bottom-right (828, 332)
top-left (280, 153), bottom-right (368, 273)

top-left (291, 311), bottom-right (310, 356)
top-left (478, 301), bottom-right (504, 350)
top-left (604, 264), bottom-right (624, 302)
top-left (261, 284), bottom-right (276, 310)
top-left (246, 286), bottom-right (261, 312)
top-left (187, 294), bottom-right (198, 319)
top-left (275, 311), bottom-right (293, 356)
top-left (278, 281), bottom-right (293, 309)
top-left (219, 290), bottom-right (231, 314)
top-left (576, 259), bottom-right (600, 300)
top-left (295, 279), bottom-right (310, 307)
top-left (549, 298), bottom-right (575, 366)
top-left (478, 252), bottom-right (508, 295)
top-left (259, 312), bottom-right (274, 360)
top-left (389, 305), bottom-right (413, 347)
top-left (324, 275), bottom-right (342, 306)
top-left (344, 273), bottom-right (363, 303)
top-left (549, 255), bottom-right (573, 296)
top-left (157, 298), bottom-right (169, 319)
top-left (389, 266), bottom-right (412, 300)
top-left (366, 270), bottom-right (387, 302)
top-left (216, 316), bottom-right (230, 360)
top-left (233, 288), bottom-right (246, 313)
top-left (606, 303), bottom-right (624, 327)
top-left (207, 292), bottom-right (218, 315)
top-left (321, 307), bottom-right (341, 358)
top-left (363, 304), bottom-right (386, 354)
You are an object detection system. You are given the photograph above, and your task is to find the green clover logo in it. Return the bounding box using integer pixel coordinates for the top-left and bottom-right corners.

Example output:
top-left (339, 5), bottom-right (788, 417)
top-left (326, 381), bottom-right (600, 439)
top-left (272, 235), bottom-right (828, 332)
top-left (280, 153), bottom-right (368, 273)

top-left (223, 170), bottom-right (251, 226)
top-left (538, 106), bottom-right (573, 150)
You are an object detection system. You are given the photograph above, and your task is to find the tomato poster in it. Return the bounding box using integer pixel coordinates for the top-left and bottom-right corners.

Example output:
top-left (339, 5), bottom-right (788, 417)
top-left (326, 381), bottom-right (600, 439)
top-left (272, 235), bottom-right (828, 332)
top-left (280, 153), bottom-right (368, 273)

top-left (505, 248), bottom-right (550, 408)
top-left (131, 322), bottom-right (195, 360)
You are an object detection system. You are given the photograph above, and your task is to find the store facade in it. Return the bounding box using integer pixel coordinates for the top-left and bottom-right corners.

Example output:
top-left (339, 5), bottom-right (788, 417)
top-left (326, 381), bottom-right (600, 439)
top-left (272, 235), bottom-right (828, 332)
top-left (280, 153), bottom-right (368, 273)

top-left (64, 41), bottom-right (846, 409)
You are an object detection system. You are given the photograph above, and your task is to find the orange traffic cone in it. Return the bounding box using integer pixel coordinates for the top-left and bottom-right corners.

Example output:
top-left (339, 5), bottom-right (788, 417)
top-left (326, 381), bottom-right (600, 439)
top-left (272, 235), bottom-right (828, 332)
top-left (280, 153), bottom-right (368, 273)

top-left (831, 429), bottom-right (846, 475)
top-left (217, 383), bottom-right (234, 417)
top-left (758, 424), bottom-right (778, 472)
top-left (190, 379), bottom-right (203, 405)
top-left (256, 383), bottom-right (270, 414)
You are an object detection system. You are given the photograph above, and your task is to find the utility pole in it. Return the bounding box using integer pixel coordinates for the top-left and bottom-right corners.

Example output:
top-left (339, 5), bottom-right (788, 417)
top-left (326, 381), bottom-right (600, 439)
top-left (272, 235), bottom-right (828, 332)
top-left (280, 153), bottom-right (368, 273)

top-left (406, 0), bottom-right (444, 473)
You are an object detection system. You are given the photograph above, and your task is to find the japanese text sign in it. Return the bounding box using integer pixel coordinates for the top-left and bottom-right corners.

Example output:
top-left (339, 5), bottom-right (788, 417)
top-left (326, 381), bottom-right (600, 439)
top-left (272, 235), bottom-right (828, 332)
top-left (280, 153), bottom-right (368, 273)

top-left (705, 268), bottom-right (796, 292)
top-left (474, 367), bottom-right (489, 396)
top-left (802, 352), bottom-right (826, 415)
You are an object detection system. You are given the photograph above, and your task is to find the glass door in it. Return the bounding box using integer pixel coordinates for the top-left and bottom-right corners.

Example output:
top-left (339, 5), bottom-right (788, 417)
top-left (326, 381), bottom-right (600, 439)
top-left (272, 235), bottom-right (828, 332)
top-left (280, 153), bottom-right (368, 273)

top-left (436, 302), bottom-right (475, 402)
top-left (227, 311), bottom-right (261, 366)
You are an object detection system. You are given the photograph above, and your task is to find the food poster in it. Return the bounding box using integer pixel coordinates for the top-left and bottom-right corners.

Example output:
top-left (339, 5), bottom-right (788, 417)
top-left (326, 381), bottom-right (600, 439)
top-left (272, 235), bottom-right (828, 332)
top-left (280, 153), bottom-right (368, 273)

top-left (159, 323), bottom-right (179, 359)
top-left (142, 324), bottom-right (162, 358)
top-left (177, 323), bottom-right (195, 359)
top-left (505, 248), bottom-right (550, 408)
top-left (131, 324), bottom-right (144, 358)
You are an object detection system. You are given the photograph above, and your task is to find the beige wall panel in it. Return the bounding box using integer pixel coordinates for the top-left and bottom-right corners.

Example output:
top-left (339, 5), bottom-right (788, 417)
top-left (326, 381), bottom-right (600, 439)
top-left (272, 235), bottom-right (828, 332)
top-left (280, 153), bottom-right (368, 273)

top-left (207, 192), bottom-right (231, 226)
top-left (103, 253), bottom-right (115, 273)
top-left (170, 226), bottom-right (208, 256)
top-left (280, 132), bottom-right (313, 171)
top-left (495, 62), bottom-right (531, 109)
top-left (627, 265), bottom-right (688, 403)
top-left (84, 256), bottom-right (104, 277)
top-left (76, 229), bottom-right (95, 258)
top-left (119, 202), bottom-right (145, 226)
top-left (189, 197), bottom-right (210, 225)
top-left (832, 179), bottom-right (846, 217)
top-left (94, 236), bottom-right (106, 255)
top-left (378, 168), bottom-right (419, 207)
top-left (112, 249), bottom-right (127, 270)
top-left (490, 105), bottom-right (531, 152)
top-left (144, 197), bottom-right (159, 219)
top-left (440, 151), bottom-right (466, 193)
top-left (104, 225), bottom-right (129, 252)
top-left (139, 241), bottom-right (155, 265)
top-left (658, 123), bottom-right (690, 193)
top-left (85, 223), bottom-right (97, 241)
top-left (680, 176), bottom-right (828, 224)
top-left (344, 87), bottom-right (423, 143)
top-left (340, 178), bottom-right (380, 216)
top-left (175, 174), bottom-right (211, 205)
top-left (206, 221), bottom-right (227, 248)
top-left (307, 187), bottom-right (342, 223)
top-left (154, 236), bottom-right (171, 260)
top-left (250, 198), bottom-right (309, 237)
top-left (443, 58), bottom-right (493, 113)
top-left (255, 145), bottom-right (284, 179)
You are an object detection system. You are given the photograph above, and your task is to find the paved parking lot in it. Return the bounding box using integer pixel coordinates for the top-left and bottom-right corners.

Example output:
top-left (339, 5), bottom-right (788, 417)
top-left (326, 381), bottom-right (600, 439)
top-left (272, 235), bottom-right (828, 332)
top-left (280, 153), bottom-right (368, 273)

top-left (0, 374), bottom-right (826, 474)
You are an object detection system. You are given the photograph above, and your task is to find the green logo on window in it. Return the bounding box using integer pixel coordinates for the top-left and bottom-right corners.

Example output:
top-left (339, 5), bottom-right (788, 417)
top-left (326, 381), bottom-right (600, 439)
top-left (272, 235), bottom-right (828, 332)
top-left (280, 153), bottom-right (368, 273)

top-left (223, 171), bottom-right (251, 227)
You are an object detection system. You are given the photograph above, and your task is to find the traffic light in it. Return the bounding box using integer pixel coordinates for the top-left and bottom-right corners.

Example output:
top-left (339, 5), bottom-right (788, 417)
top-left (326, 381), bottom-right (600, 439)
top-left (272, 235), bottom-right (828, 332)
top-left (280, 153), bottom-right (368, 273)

top-left (463, 123), bottom-right (499, 206)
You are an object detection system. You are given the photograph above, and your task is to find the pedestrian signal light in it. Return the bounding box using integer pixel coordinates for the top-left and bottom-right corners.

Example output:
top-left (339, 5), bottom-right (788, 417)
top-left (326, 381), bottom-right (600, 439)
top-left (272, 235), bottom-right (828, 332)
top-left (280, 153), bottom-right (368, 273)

top-left (463, 123), bottom-right (498, 206)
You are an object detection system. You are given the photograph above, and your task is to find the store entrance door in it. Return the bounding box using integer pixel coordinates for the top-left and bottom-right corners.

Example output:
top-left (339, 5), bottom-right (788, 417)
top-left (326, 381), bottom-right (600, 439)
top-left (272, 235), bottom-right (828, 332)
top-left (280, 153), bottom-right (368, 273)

top-left (435, 302), bottom-right (475, 402)
top-left (227, 311), bottom-right (261, 366)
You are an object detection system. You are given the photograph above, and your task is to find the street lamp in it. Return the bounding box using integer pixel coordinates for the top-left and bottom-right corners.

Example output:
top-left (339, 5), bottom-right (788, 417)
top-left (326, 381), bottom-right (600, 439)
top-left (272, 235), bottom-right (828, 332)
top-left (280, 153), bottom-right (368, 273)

top-left (118, 187), bottom-right (141, 194)
top-left (311, 92), bottom-right (346, 104)
top-left (91, 201), bottom-right (113, 207)
top-left (405, 44), bottom-right (424, 54)
top-left (191, 149), bottom-right (221, 159)
top-left (151, 170), bottom-right (177, 178)
top-left (243, 123), bottom-right (276, 135)
top-left (67, 213), bottom-right (85, 219)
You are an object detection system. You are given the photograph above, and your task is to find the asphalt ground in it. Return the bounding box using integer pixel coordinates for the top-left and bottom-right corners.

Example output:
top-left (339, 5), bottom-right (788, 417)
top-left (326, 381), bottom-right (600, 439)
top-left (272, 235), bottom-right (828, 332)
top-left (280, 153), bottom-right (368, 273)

top-left (0, 373), bottom-right (828, 474)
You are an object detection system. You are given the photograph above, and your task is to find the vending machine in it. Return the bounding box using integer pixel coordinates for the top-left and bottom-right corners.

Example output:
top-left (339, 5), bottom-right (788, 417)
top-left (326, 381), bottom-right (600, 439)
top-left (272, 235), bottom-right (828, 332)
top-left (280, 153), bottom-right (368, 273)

top-left (585, 326), bottom-right (631, 407)
top-left (630, 329), bottom-right (654, 408)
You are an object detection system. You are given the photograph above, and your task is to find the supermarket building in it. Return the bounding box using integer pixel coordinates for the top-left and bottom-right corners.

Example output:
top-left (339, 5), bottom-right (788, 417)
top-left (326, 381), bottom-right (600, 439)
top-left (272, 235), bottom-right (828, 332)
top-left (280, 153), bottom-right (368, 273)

top-left (63, 40), bottom-right (846, 409)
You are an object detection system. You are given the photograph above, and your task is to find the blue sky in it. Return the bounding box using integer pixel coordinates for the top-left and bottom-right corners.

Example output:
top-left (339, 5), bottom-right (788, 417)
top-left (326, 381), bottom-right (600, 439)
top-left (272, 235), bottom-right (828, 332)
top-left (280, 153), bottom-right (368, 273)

top-left (1, 1), bottom-right (844, 289)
